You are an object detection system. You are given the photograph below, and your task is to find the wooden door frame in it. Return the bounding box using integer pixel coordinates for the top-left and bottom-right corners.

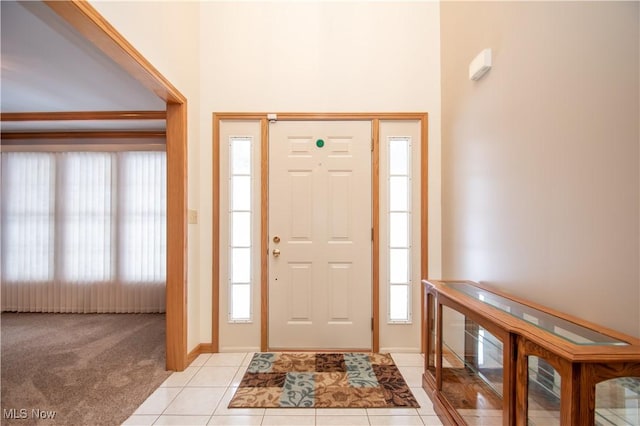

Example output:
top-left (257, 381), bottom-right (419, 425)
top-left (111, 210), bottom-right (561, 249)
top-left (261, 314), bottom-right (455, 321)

top-left (213, 113), bottom-right (428, 353)
top-left (46, 1), bottom-right (188, 371)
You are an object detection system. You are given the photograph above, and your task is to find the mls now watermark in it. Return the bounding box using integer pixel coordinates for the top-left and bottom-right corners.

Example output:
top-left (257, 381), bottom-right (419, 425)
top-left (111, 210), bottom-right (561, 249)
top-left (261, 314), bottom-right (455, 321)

top-left (3, 408), bottom-right (57, 420)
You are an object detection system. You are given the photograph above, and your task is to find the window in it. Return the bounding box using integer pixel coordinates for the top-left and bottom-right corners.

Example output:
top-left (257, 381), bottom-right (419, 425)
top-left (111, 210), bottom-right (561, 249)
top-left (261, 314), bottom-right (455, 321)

top-left (0, 151), bottom-right (166, 313)
top-left (59, 152), bottom-right (114, 282)
top-left (119, 152), bottom-right (167, 283)
top-left (228, 137), bottom-right (253, 322)
top-left (1, 153), bottom-right (55, 282)
top-left (388, 137), bottom-right (412, 323)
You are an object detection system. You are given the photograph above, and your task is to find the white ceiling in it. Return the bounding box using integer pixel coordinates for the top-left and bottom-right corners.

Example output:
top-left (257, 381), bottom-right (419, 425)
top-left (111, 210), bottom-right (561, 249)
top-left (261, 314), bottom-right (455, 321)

top-left (1, 1), bottom-right (165, 131)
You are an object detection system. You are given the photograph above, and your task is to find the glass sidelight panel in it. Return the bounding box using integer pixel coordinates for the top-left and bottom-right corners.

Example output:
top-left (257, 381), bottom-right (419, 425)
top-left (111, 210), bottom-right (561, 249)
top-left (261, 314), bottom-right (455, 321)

top-left (389, 285), bottom-right (409, 321)
top-left (229, 137), bottom-right (253, 322)
top-left (527, 356), bottom-right (561, 425)
top-left (389, 248), bottom-right (409, 284)
top-left (231, 176), bottom-right (251, 211)
top-left (231, 284), bottom-right (251, 320)
top-left (389, 138), bottom-right (409, 175)
top-left (231, 248), bottom-right (251, 283)
top-left (389, 212), bottom-right (409, 247)
top-left (231, 212), bottom-right (251, 247)
top-left (389, 176), bottom-right (408, 210)
top-left (231, 137), bottom-right (251, 174)
top-left (387, 137), bottom-right (411, 323)
top-left (595, 377), bottom-right (640, 426)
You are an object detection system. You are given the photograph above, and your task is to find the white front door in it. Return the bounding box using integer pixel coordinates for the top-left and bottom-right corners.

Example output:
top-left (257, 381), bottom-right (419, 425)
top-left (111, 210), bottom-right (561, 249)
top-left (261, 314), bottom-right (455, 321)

top-left (268, 121), bottom-right (372, 349)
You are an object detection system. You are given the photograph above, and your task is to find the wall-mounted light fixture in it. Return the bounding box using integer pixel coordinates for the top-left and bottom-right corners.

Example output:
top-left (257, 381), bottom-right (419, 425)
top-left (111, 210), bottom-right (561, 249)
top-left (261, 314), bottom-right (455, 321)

top-left (469, 48), bottom-right (492, 81)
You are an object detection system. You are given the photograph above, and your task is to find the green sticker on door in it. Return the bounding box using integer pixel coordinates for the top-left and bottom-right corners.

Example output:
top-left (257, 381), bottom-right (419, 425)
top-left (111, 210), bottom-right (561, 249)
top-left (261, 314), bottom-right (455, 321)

top-left (316, 139), bottom-right (325, 148)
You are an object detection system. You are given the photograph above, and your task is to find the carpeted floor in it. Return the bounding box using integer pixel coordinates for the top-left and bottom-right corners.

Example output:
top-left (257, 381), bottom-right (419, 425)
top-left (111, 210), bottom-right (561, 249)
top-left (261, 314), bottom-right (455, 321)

top-left (229, 352), bottom-right (419, 408)
top-left (1, 313), bottom-right (171, 426)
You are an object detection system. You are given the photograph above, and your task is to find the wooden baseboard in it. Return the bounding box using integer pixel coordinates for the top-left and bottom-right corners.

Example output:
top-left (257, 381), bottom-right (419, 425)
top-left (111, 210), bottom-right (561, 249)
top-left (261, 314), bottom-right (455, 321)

top-left (186, 343), bottom-right (216, 366)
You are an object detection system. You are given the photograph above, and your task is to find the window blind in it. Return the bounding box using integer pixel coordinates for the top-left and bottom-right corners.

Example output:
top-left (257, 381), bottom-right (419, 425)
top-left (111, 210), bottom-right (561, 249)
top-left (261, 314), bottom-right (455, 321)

top-left (1, 151), bottom-right (166, 313)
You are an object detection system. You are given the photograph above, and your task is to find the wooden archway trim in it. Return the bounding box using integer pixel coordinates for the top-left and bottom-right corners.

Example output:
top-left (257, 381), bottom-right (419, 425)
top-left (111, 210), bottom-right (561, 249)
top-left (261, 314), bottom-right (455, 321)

top-left (43, 0), bottom-right (188, 371)
top-left (0, 111), bottom-right (167, 121)
top-left (43, 1), bottom-right (185, 104)
top-left (0, 131), bottom-right (165, 140)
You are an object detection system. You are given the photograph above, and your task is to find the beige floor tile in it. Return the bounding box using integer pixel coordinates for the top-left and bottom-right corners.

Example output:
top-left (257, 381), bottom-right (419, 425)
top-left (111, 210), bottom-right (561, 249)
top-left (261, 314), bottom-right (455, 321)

top-left (190, 354), bottom-right (213, 367)
top-left (161, 366), bottom-right (201, 387)
top-left (391, 353), bottom-right (425, 367)
top-left (368, 415), bottom-right (424, 425)
top-left (316, 414), bottom-right (370, 425)
top-left (163, 387), bottom-right (226, 416)
top-left (420, 415), bottom-right (443, 426)
top-left (264, 408), bottom-right (316, 416)
top-left (410, 387), bottom-right (437, 416)
top-left (205, 353), bottom-right (248, 367)
top-left (367, 408), bottom-right (419, 416)
top-left (260, 415), bottom-right (316, 426)
top-left (230, 368), bottom-right (248, 387)
top-left (207, 415), bottom-right (263, 425)
top-left (121, 414), bottom-right (158, 425)
top-left (213, 387), bottom-right (266, 416)
top-left (241, 353), bottom-right (255, 366)
top-left (316, 408), bottom-right (367, 416)
top-left (396, 366), bottom-right (424, 388)
top-left (188, 366), bottom-right (238, 387)
top-left (153, 415), bottom-right (211, 425)
top-left (129, 351), bottom-right (439, 425)
top-left (133, 387), bottom-right (182, 415)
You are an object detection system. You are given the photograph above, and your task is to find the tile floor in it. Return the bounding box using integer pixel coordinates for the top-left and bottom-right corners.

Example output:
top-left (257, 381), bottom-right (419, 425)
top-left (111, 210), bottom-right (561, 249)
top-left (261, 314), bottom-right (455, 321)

top-left (122, 352), bottom-right (443, 426)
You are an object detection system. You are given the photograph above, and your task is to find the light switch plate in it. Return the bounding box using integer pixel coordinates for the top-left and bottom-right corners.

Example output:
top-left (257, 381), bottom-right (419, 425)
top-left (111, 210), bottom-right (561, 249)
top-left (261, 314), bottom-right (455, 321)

top-left (188, 209), bottom-right (198, 224)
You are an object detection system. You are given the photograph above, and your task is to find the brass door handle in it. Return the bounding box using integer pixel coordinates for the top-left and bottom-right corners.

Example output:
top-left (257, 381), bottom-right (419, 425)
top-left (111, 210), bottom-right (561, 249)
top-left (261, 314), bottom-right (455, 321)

top-left (272, 249), bottom-right (281, 257)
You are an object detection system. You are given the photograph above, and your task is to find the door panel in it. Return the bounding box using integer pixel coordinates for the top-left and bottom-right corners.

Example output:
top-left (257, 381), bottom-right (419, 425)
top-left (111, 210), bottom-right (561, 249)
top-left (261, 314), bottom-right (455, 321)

top-left (268, 120), bottom-right (372, 349)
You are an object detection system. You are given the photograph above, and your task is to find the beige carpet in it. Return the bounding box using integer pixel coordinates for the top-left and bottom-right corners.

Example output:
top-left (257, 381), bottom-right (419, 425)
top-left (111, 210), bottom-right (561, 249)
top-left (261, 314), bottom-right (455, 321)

top-left (1, 313), bottom-right (171, 426)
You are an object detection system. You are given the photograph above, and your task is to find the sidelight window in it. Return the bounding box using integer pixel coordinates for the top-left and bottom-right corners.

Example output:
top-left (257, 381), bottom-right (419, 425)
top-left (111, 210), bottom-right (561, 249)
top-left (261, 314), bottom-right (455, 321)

top-left (388, 137), bottom-right (412, 323)
top-left (228, 137), bottom-right (253, 322)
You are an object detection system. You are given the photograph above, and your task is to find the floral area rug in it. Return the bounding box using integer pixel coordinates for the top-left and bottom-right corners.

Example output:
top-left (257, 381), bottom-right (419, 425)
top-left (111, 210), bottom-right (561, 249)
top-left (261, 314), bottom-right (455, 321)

top-left (228, 352), bottom-right (420, 408)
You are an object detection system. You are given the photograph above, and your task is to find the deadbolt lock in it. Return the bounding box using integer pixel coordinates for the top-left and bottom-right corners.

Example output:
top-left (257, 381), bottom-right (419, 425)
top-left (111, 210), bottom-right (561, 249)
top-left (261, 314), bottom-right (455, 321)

top-left (273, 236), bottom-right (281, 243)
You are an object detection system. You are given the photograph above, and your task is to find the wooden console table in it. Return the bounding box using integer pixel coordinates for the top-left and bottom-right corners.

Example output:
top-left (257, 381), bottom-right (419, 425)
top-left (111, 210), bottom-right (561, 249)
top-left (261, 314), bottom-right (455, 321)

top-left (422, 280), bottom-right (640, 426)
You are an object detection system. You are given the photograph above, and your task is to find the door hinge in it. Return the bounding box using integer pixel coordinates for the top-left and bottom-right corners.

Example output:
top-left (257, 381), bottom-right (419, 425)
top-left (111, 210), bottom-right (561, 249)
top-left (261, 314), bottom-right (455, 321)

top-left (371, 227), bottom-right (374, 241)
top-left (371, 318), bottom-right (374, 331)
top-left (371, 138), bottom-right (374, 152)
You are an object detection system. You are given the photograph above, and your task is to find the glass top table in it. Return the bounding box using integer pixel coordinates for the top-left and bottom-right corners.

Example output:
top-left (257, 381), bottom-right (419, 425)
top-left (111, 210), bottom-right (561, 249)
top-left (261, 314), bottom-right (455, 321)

top-left (445, 281), bottom-right (628, 346)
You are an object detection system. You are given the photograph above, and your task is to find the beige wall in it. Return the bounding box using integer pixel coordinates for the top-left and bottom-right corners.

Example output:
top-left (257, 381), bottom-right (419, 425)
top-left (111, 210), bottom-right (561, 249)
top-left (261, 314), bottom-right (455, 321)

top-left (200, 1), bottom-right (441, 352)
top-left (441, 2), bottom-right (640, 337)
top-left (90, 0), bottom-right (204, 350)
top-left (91, 1), bottom-right (442, 352)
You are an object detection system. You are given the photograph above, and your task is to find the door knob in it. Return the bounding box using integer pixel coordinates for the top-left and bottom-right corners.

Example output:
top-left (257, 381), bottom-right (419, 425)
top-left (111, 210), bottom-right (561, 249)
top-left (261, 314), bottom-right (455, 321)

top-left (272, 249), bottom-right (281, 257)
